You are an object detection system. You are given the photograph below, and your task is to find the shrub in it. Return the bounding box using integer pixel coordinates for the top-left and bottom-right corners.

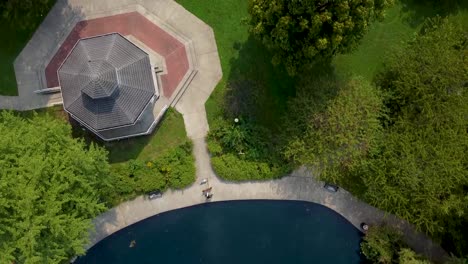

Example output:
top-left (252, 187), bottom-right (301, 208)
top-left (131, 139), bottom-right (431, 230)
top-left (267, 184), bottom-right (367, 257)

top-left (208, 117), bottom-right (290, 181)
top-left (211, 154), bottom-right (286, 181)
top-left (105, 141), bottom-right (195, 205)
top-left (361, 225), bottom-right (430, 264)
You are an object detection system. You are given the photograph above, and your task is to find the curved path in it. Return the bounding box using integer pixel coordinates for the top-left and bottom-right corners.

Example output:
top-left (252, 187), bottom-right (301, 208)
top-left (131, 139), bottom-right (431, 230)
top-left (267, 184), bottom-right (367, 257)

top-left (90, 136), bottom-right (449, 264)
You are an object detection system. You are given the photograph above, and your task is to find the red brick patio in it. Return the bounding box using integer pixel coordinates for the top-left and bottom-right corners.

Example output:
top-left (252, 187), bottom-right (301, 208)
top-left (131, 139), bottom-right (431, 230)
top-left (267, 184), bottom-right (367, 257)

top-left (45, 12), bottom-right (189, 98)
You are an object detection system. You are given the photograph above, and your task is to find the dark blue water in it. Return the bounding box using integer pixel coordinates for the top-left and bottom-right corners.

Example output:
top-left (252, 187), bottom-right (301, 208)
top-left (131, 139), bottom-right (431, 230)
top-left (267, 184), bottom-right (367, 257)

top-left (76, 200), bottom-right (363, 264)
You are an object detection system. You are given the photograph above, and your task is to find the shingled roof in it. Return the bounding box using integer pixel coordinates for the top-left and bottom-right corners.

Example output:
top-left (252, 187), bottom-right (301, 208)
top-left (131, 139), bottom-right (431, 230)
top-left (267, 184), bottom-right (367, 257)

top-left (58, 33), bottom-right (156, 131)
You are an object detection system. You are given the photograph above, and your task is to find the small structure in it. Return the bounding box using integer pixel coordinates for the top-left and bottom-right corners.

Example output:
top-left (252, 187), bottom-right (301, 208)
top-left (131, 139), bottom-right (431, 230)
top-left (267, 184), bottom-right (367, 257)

top-left (58, 33), bottom-right (159, 141)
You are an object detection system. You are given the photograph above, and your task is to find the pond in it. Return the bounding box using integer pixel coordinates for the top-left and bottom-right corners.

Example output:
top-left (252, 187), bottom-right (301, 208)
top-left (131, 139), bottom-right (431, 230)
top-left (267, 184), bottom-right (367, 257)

top-left (76, 200), bottom-right (363, 264)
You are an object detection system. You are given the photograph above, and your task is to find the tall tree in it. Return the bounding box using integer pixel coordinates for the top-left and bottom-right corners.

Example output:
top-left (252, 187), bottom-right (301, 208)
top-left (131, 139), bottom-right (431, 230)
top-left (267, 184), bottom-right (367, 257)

top-left (248, 0), bottom-right (393, 74)
top-left (0, 112), bottom-right (111, 263)
top-left (361, 17), bottom-right (468, 253)
top-left (361, 225), bottom-right (431, 264)
top-left (284, 77), bottom-right (383, 187)
top-left (0, 0), bottom-right (54, 29)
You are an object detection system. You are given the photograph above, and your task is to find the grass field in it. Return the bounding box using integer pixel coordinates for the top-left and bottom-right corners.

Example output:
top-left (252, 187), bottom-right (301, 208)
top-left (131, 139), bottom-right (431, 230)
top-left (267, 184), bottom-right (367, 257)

top-left (333, 4), bottom-right (419, 81)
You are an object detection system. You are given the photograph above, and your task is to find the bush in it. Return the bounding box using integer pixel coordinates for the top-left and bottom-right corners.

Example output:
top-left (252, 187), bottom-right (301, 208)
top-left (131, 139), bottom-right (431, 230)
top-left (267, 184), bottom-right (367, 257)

top-left (361, 225), bottom-right (431, 264)
top-left (104, 141), bottom-right (195, 205)
top-left (207, 117), bottom-right (290, 181)
top-left (283, 77), bottom-right (383, 185)
top-left (211, 154), bottom-right (286, 181)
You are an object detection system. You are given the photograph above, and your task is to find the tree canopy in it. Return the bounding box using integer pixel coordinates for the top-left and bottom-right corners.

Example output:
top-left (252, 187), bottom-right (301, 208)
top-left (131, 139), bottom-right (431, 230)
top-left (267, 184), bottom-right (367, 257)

top-left (284, 77), bottom-right (383, 188)
top-left (0, 112), bottom-right (111, 263)
top-left (248, 0), bottom-right (393, 74)
top-left (361, 225), bottom-right (431, 264)
top-left (282, 17), bottom-right (468, 256)
top-left (0, 0), bottom-right (54, 29)
top-left (360, 17), bottom-right (468, 249)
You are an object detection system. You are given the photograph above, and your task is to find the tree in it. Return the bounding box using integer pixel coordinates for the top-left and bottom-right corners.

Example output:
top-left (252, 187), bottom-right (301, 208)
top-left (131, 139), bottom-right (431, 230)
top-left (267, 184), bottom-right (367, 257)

top-left (358, 17), bottom-right (468, 255)
top-left (399, 249), bottom-right (431, 264)
top-left (0, 112), bottom-right (111, 263)
top-left (0, 0), bottom-right (54, 29)
top-left (361, 225), bottom-right (430, 264)
top-left (284, 77), bottom-right (383, 187)
top-left (248, 0), bottom-right (393, 74)
top-left (282, 17), bottom-right (468, 256)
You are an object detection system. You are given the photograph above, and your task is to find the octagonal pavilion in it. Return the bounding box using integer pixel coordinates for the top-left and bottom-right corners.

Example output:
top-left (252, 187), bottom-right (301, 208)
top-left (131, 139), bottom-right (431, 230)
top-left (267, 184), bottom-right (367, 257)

top-left (58, 33), bottom-right (159, 141)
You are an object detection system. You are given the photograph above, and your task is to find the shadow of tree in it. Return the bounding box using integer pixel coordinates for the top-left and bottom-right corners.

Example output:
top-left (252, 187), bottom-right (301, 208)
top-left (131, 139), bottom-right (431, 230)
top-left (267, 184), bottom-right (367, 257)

top-left (221, 33), bottom-right (342, 155)
top-left (224, 36), bottom-right (296, 130)
top-left (282, 61), bottom-right (342, 135)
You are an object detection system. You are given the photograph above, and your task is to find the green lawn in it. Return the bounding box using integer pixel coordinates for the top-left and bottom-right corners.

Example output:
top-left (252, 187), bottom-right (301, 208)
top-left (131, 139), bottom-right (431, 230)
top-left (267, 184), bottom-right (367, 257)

top-left (0, 1), bottom-right (56, 96)
top-left (104, 108), bottom-right (188, 164)
top-left (333, 1), bottom-right (468, 81)
top-left (174, 0), bottom-right (250, 120)
top-left (333, 3), bottom-right (419, 81)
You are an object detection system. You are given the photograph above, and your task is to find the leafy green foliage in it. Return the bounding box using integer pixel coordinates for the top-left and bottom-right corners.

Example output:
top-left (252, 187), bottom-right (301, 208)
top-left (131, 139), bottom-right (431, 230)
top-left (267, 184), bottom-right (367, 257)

top-left (104, 142), bottom-right (195, 205)
top-left (208, 118), bottom-right (289, 181)
top-left (211, 154), bottom-right (285, 181)
top-left (284, 77), bottom-right (383, 186)
top-left (361, 225), bottom-right (404, 263)
top-left (361, 225), bottom-right (430, 264)
top-left (444, 255), bottom-right (468, 264)
top-left (248, 0), bottom-right (393, 74)
top-left (0, 112), bottom-right (110, 263)
top-left (360, 18), bottom-right (468, 251)
top-left (0, 0), bottom-right (54, 29)
top-left (282, 17), bottom-right (468, 256)
top-left (399, 249), bottom-right (431, 264)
